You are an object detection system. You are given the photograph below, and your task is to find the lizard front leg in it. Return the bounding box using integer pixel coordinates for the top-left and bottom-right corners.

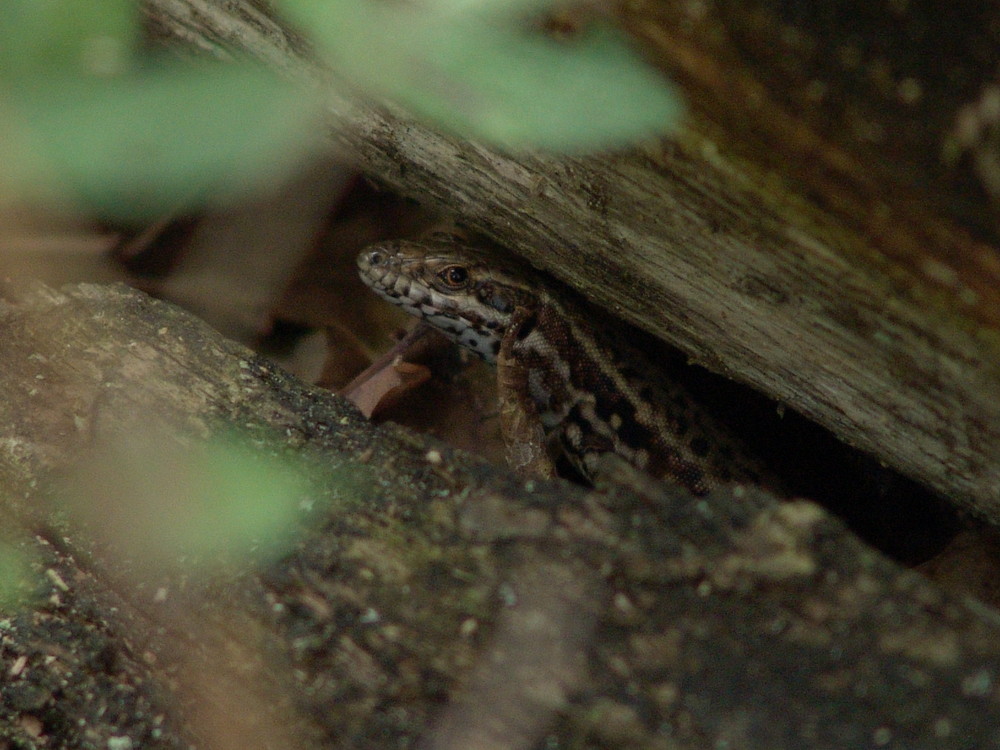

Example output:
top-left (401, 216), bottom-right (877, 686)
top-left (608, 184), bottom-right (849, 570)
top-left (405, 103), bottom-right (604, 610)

top-left (496, 307), bottom-right (557, 480)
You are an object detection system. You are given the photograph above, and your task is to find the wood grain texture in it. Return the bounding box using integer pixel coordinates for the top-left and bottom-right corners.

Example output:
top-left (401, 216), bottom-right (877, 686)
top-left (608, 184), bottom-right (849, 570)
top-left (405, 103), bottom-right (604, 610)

top-left (3, 281), bottom-right (1000, 748)
top-left (143, 0), bottom-right (1000, 519)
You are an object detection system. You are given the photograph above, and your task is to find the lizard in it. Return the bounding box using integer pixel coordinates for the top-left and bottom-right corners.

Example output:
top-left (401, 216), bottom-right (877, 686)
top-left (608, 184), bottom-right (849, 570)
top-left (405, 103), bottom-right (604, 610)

top-left (356, 238), bottom-right (774, 495)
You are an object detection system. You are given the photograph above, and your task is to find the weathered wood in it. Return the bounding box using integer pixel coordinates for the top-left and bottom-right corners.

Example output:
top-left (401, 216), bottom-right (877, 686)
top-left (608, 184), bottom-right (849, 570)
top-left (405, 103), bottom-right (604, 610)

top-left (3, 282), bottom-right (1000, 748)
top-left (142, 0), bottom-right (1000, 523)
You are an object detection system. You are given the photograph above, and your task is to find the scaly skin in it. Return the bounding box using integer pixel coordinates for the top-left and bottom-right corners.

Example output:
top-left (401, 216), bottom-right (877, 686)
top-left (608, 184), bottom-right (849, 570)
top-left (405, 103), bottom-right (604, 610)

top-left (358, 239), bottom-right (772, 495)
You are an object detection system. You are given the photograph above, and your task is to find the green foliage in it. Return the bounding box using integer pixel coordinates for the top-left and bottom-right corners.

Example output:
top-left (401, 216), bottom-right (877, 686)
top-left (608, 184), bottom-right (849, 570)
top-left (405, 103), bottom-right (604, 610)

top-left (61, 430), bottom-right (314, 569)
top-left (0, 0), bottom-right (136, 80)
top-left (146, 435), bottom-right (310, 563)
top-left (0, 0), bottom-right (681, 215)
top-left (277, 0), bottom-right (682, 150)
top-left (11, 64), bottom-right (321, 216)
top-left (0, 0), bottom-right (321, 218)
top-left (0, 542), bottom-right (38, 613)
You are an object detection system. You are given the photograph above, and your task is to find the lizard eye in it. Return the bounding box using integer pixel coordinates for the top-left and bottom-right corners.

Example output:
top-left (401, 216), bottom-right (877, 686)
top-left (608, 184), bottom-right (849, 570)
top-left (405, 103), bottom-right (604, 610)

top-left (438, 265), bottom-right (469, 288)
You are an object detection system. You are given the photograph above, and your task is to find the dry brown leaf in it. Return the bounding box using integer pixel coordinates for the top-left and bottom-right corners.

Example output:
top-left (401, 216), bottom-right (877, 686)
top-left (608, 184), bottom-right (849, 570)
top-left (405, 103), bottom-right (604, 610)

top-left (340, 325), bottom-right (434, 417)
top-left (343, 358), bottom-right (432, 418)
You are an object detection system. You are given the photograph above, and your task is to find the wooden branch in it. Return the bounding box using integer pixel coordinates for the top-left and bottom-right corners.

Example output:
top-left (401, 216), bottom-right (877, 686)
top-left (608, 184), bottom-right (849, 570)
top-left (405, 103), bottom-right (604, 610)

top-left (142, 0), bottom-right (1000, 523)
top-left (0, 285), bottom-right (1000, 750)
top-left (2, 283), bottom-right (1000, 748)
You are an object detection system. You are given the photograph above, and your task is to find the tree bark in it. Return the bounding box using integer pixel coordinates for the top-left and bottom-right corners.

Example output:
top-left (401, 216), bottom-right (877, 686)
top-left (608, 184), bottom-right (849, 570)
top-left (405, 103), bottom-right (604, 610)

top-left (3, 281), bottom-right (1000, 748)
top-left (143, 0), bottom-right (1000, 523)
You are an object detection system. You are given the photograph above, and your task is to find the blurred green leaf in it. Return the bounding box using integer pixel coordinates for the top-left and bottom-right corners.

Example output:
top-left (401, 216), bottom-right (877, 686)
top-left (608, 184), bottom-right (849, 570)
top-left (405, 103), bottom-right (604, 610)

top-left (61, 429), bottom-right (314, 568)
top-left (0, 0), bottom-right (135, 81)
top-left (0, 0), bottom-right (323, 217)
top-left (3, 62), bottom-right (322, 217)
top-left (277, 0), bottom-right (681, 150)
top-left (0, 542), bottom-right (37, 613)
top-left (420, 0), bottom-right (556, 18)
top-left (185, 437), bottom-right (311, 559)
top-left (0, 0), bottom-right (679, 216)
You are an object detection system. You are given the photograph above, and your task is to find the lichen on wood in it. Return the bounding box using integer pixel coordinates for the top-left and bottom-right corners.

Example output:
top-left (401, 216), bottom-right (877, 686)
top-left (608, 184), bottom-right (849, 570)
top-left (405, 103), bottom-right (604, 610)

top-left (1, 282), bottom-right (1000, 748)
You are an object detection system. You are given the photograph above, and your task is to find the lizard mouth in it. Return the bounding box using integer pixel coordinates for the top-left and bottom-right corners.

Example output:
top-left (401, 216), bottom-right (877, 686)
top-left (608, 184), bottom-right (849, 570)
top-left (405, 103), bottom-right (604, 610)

top-left (357, 245), bottom-right (400, 287)
top-left (357, 244), bottom-right (424, 305)
top-left (358, 243), bottom-right (505, 362)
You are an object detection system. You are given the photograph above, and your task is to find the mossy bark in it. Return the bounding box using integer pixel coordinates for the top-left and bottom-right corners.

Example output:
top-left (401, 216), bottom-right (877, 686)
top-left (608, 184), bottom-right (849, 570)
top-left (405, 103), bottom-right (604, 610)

top-left (1, 282), bottom-right (1000, 748)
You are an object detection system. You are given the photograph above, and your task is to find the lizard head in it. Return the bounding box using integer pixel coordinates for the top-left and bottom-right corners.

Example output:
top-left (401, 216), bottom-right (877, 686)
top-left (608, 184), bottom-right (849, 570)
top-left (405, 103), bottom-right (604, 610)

top-left (358, 240), bottom-right (540, 363)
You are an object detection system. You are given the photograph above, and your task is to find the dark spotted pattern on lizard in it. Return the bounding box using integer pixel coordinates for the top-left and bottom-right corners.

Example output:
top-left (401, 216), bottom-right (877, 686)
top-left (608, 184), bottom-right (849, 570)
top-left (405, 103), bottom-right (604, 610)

top-left (357, 239), bottom-right (771, 495)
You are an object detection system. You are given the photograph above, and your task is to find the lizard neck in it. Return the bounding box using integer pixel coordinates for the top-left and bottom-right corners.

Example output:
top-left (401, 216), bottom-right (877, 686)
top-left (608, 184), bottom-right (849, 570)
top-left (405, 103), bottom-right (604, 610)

top-left (508, 297), bottom-right (770, 492)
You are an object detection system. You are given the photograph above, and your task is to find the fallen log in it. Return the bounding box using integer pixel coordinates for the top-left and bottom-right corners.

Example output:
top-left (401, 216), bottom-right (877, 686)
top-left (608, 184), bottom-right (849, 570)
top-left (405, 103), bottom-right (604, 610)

top-left (1, 282), bottom-right (1000, 748)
